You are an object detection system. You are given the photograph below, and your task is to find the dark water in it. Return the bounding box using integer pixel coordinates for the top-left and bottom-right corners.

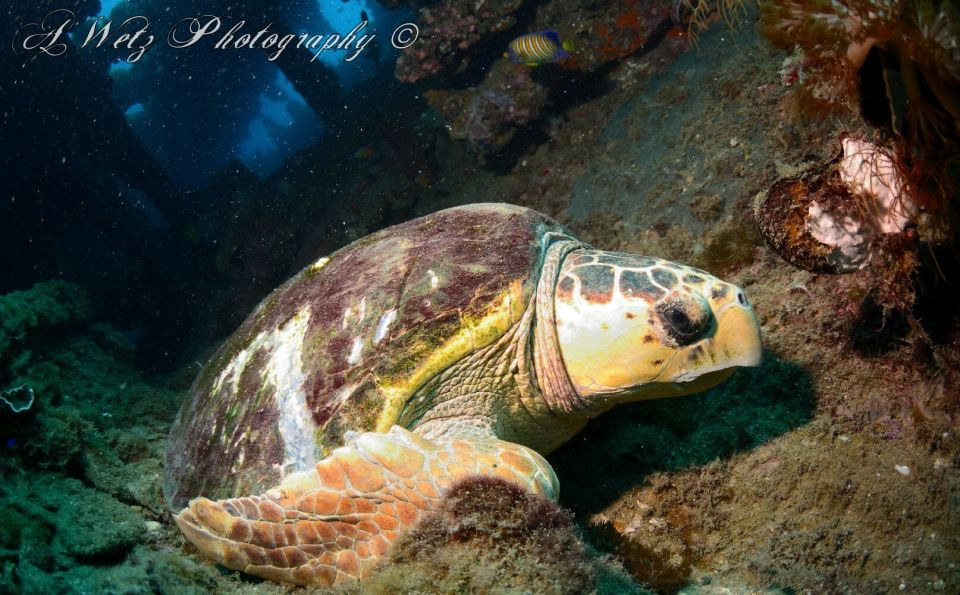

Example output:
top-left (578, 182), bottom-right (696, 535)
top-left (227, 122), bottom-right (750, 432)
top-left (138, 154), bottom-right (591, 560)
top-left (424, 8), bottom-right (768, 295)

top-left (2, 1), bottom-right (959, 593)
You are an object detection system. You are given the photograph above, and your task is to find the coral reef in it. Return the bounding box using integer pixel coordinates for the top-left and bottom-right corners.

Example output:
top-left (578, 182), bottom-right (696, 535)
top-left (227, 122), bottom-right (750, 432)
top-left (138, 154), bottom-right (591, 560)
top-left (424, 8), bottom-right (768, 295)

top-left (354, 475), bottom-right (643, 594)
top-left (0, 281), bottom-right (90, 437)
top-left (555, 353), bottom-right (815, 591)
top-left (537, 0), bottom-right (677, 71)
top-left (760, 0), bottom-right (960, 242)
top-left (756, 0), bottom-right (960, 322)
top-left (556, 256), bottom-right (960, 591)
top-left (425, 59), bottom-right (550, 154)
top-left (678, 0), bottom-right (755, 47)
top-left (493, 19), bottom-right (959, 592)
top-left (55, 487), bottom-right (147, 563)
top-left (0, 469), bottom-right (244, 595)
top-left (395, 0), bottom-right (524, 83)
top-left (551, 19), bottom-right (781, 277)
top-left (0, 282), bottom-right (198, 592)
top-left (401, 0), bottom-right (686, 159)
top-left (761, 0), bottom-right (960, 116)
top-left (0, 283), bottom-right (177, 435)
top-left (0, 281), bottom-right (89, 369)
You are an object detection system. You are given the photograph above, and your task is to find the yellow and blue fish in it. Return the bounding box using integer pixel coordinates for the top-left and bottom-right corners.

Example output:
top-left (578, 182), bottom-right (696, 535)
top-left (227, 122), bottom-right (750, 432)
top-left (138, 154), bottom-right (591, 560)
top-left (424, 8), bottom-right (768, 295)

top-left (506, 30), bottom-right (574, 66)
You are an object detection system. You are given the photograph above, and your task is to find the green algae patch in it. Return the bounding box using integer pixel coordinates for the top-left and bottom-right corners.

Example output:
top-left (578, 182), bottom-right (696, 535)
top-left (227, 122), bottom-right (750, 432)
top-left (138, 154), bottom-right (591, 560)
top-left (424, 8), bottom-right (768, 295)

top-left (0, 283), bottom-right (190, 590)
top-left (0, 282), bottom-right (182, 434)
top-left (56, 491), bottom-right (146, 563)
top-left (0, 281), bottom-right (89, 364)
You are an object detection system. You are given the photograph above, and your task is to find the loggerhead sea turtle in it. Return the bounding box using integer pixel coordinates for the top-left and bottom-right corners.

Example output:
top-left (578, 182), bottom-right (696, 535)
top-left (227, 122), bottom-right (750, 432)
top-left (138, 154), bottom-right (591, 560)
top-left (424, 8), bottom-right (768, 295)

top-left (164, 203), bottom-right (761, 586)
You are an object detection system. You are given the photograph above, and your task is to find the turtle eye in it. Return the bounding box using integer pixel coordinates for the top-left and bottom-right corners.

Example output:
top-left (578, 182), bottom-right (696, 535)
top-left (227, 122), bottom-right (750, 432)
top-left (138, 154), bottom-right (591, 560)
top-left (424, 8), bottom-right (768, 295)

top-left (668, 309), bottom-right (694, 334)
top-left (656, 294), bottom-right (712, 346)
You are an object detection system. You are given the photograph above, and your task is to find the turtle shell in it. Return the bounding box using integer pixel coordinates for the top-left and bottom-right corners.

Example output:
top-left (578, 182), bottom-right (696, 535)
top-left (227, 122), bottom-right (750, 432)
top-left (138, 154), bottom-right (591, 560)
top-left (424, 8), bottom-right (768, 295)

top-left (164, 203), bottom-right (567, 509)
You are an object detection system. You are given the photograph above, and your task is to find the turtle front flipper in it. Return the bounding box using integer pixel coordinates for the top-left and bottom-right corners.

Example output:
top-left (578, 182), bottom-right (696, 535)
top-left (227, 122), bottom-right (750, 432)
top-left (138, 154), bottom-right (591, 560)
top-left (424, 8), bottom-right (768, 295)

top-left (173, 426), bottom-right (559, 586)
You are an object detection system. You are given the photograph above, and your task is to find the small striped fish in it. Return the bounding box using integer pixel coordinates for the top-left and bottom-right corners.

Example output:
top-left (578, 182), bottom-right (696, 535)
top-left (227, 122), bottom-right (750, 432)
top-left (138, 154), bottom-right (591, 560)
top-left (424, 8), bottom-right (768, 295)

top-left (507, 30), bottom-right (573, 66)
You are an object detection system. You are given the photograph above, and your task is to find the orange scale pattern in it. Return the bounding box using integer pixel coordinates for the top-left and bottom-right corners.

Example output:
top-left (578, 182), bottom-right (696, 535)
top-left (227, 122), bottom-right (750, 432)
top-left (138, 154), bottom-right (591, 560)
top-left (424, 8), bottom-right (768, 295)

top-left (174, 429), bottom-right (554, 586)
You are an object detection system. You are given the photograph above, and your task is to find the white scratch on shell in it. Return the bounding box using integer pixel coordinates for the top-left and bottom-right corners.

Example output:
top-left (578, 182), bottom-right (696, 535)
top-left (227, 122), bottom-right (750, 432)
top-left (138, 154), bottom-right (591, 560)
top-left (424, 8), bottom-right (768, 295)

top-left (428, 269), bottom-right (439, 289)
top-left (212, 342), bottom-right (256, 402)
top-left (210, 307), bottom-right (319, 473)
top-left (374, 309), bottom-right (397, 344)
top-left (348, 336), bottom-right (364, 365)
top-left (265, 308), bottom-right (318, 474)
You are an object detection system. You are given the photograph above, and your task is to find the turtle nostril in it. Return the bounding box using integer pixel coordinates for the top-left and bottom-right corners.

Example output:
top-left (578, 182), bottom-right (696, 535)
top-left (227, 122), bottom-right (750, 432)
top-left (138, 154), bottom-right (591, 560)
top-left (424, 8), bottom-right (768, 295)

top-left (737, 291), bottom-right (747, 306)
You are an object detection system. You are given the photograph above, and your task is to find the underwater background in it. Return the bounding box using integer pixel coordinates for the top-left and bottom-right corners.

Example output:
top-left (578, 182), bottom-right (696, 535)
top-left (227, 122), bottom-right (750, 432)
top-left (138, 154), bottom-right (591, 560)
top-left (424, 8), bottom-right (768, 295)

top-left (2, 0), bottom-right (959, 593)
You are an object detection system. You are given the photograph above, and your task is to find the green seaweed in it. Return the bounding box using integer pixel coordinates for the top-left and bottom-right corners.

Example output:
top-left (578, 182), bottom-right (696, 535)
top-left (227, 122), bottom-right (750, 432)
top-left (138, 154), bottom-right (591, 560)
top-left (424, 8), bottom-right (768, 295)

top-left (0, 281), bottom-right (89, 373)
top-left (0, 282), bottom-right (186, 591)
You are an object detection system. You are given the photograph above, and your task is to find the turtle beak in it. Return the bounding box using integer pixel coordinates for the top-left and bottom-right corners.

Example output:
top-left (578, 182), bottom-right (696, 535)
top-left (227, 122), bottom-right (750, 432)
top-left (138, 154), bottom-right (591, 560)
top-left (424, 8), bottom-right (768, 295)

top-left (713, 298), bottom-right (762, 368)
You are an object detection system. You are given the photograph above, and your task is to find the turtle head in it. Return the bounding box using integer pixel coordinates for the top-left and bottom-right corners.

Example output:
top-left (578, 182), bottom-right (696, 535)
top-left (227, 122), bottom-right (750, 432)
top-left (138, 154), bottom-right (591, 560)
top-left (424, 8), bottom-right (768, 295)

top-left (554, 250), bottom-right (761, 409)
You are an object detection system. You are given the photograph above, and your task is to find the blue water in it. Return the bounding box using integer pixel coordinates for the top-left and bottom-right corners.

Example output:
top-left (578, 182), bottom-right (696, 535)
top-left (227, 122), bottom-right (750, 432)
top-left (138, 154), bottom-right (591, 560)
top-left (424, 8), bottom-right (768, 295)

top-left (94, 0), bottom-right (391, 186)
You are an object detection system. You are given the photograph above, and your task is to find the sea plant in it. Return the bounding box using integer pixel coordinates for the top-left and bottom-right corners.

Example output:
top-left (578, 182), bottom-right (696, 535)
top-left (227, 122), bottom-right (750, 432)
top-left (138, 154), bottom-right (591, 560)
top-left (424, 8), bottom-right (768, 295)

top-left (676, 0), bottom-right (755, 47)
